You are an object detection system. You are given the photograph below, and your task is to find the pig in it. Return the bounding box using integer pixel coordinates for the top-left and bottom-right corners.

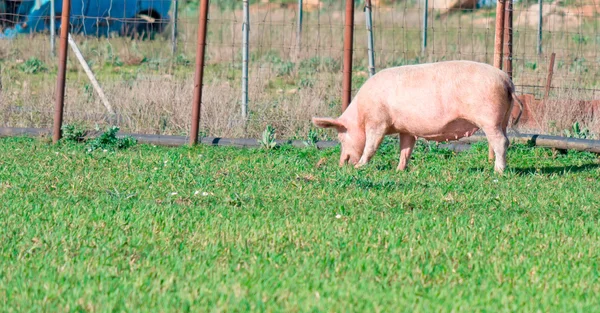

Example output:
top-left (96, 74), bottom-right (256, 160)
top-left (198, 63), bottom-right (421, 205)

top-left (312, 60), bottom-right (524, 173)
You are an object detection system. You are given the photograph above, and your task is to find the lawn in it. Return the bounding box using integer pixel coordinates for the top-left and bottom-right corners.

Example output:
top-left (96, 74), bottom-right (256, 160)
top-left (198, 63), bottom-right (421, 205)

top-left (0, 136), bottom-right (599, 312)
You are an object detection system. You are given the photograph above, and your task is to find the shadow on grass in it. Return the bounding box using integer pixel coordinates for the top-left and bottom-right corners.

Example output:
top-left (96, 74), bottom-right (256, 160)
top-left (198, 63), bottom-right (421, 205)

top-left (469, 163), bottom-right (600, 175)
top-left (512, 163), bottom-right (600, 176)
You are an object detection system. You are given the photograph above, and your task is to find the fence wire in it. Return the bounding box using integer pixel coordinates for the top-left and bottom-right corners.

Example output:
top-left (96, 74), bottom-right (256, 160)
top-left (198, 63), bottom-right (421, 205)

top-left (1, 0), bottom-right (599, 141)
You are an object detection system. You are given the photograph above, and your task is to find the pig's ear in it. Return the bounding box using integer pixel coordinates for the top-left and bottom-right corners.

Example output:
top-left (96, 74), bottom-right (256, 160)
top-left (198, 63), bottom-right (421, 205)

top-left (312, 117), bottom-right (346, 132)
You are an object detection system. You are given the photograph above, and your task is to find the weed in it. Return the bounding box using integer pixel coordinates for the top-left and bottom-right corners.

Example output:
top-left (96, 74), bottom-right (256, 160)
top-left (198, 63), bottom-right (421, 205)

top-left (569, 58), bottom-right (588, 73)
top-left (303, 128), bottom-right (320, 147)
top-left (525, 61), bottom-right (538, 71)
top-left (86, 126), bottom-right (137, 152)
top-left (298, 77), bottom-right (315, 88)
top-left (18, 57), bottom-right (47, 74)
top-left (299, 57), bottom-right (340, 74)
top-left (61, 124), bottom-right (87, 143)
top-left (275, 61), bottom-right (295, 77)
top-left (258, 125), bottom-right (277, 150)
top-left (563, 122), bottom-right (593, 139)
top-left (175, 54), bottom-right (191, 66)
top-left (572, 34), bottom-right (589, 45)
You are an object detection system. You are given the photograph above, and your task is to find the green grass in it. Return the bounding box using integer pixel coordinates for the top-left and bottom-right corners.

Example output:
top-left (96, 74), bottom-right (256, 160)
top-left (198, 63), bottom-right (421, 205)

top-left (1, 136), bottom-right (600, 311)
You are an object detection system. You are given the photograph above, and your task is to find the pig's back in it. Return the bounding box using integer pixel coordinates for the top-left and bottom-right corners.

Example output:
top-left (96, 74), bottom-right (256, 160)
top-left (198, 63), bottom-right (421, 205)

top-left (357, 61), bottom-right (511, 135)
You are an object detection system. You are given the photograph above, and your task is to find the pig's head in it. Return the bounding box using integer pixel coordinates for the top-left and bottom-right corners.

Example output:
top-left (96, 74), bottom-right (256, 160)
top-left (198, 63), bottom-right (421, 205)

top-left (312, 117), bottom-right (365, 166)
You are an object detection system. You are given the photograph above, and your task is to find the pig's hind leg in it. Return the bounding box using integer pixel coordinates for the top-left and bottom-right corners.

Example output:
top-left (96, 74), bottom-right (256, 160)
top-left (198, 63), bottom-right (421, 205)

top-left (397, 133), bottom-right (416, 171)
top-left (482, 126), bottom-right (509, 173)
top-left (355, 127), bottom-right (386, 168)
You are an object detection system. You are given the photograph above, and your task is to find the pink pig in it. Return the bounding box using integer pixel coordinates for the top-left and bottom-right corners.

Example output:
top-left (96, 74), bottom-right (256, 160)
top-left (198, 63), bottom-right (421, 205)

top-left (312, 60), bottom-right (524, 173)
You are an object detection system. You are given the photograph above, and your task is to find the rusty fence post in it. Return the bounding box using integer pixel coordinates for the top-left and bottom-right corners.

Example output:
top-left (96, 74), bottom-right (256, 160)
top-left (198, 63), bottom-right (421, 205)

top-left (190, 0), bottom-right (210, 145)
top-left (52, 0), bottom-right (71, 143)
top-left (493, 0), bottom-right (506, 70)
top-left (342, 0), bottom-right (354, 112)
top-left (503, 0), bottom-right (513, 80)
top-left (544, 52), bottom-right (556, 100)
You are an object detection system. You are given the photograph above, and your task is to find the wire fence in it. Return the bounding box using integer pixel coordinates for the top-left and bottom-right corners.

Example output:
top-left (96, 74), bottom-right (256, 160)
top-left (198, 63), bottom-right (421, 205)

top-left (1, 0), bottom-right (599, 142)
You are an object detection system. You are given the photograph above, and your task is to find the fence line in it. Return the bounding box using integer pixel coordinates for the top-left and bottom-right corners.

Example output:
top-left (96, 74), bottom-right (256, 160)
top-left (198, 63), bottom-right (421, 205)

top-left (1, 0), bottom-right (599, 142)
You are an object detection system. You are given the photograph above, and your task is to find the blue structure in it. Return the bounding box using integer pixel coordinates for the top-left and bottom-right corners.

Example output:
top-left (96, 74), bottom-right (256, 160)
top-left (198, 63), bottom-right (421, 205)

top-left (1, 0), bottom-right (171, 39)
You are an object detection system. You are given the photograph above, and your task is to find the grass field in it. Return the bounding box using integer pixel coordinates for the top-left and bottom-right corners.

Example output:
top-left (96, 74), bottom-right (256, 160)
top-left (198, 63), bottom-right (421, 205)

top-left (1, 136), bottom-right (599, 311)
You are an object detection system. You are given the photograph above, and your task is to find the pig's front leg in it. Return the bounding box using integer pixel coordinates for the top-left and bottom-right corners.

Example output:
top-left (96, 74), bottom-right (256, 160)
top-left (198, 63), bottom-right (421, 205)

top-left (397, 133), bottom-right (416, 171)
top-left (355, 127), bottom-right (386, 168)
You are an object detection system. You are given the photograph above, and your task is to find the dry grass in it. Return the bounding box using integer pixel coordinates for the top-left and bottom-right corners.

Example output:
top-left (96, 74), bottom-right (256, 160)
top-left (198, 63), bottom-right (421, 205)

top-left (0, 2), bottom-right (599, 139)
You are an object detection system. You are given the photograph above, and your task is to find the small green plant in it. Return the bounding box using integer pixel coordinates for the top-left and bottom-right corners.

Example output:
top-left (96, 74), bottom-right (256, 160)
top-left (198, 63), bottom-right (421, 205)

top-left (298, 77), bottom-right (315, 88)
top-left (563, 122), bottom-right (592, 139)
top-left (525, 61), bottom-right (538, 71)
top-left (569, 58), bottom-right (588, 73)
top-left (18, 57), bottom-right (47, 74)
top-left (303, 128), bottom-right (320, 148)
top-left (572, 34), bottom-right (589, 45)
top-left (104, 44), bottom-right (124, 67)
top-left (61, 124), bottom-right (87, 143)
top-left (299, 57), bottom-right (340, 74)
top-left (275, 61), bottom-right (295, 77)
top-left (258, 125), bottom-right (277, 150)
top-left (175, 54), bottom-right (191, 66)
top-left (86, 126), bottom-right (137, 152)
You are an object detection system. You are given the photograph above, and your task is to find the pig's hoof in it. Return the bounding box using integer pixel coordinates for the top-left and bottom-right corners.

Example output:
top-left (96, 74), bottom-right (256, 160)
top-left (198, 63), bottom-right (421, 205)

top-left (354, 162), bottom-right (367, 169)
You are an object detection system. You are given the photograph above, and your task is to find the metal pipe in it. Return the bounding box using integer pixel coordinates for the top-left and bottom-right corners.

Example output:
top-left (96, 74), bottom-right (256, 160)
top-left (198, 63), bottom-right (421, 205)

top-left (6, 127), bottom-right (600, 154)
top-left (242, 0), bottom-right (249, 119)
top-left (342, 0), bottom-right (354, 111)
top-left (50, 0), bottom-right (56, 56)
top-left (171, 0), bottom-right (178, 55)
top-left (296, 0), bottom-right (303, 60)
top-left (537, 0), bottom-right (542, 55)
top-left (493, 0), bottom-right (506, 70)
top-left (52, 0), bottom-right (71, 143)
top-left (190, 0), bottom-right (209, 145)
top-left (422, 0), bottom-right (428, 56)
top-left (365, 0), bottom-right (375, 76)
top-left (544, 52), bottom-right (556, 100)
top-left (503, 0), bottom-right (513, 79)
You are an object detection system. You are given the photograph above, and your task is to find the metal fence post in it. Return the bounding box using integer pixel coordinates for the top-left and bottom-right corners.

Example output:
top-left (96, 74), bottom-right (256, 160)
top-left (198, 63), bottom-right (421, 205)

top-left (190, 0), bottom-right (209, 145)
top-left (242, 0), bottom-right (249, 119)
top-left (537, 0), bottom-right (542, 55)
top-left (296, 0), bottom-right (303, 60)
top-left (342, 0), bottom-right (354, 111)
top-left (493, 0), bottom-right (506, 69)
top-left (171, 0), bottom-right (178, 55)
top-left (365, 0), bottom-right (375, 77)
top-left (50, 0), bottom-right (56, 56)
top-left (422, 0), bottom-right (428, 56)
top-left (53, 0), bottom-right (71, 143)
top-left (503, 0), bottom-right (513, 79)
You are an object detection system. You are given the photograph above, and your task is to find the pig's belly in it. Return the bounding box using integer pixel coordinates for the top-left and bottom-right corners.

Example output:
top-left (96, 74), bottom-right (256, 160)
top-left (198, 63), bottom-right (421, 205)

top-left (411, 119), bottom-right (479, 142)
